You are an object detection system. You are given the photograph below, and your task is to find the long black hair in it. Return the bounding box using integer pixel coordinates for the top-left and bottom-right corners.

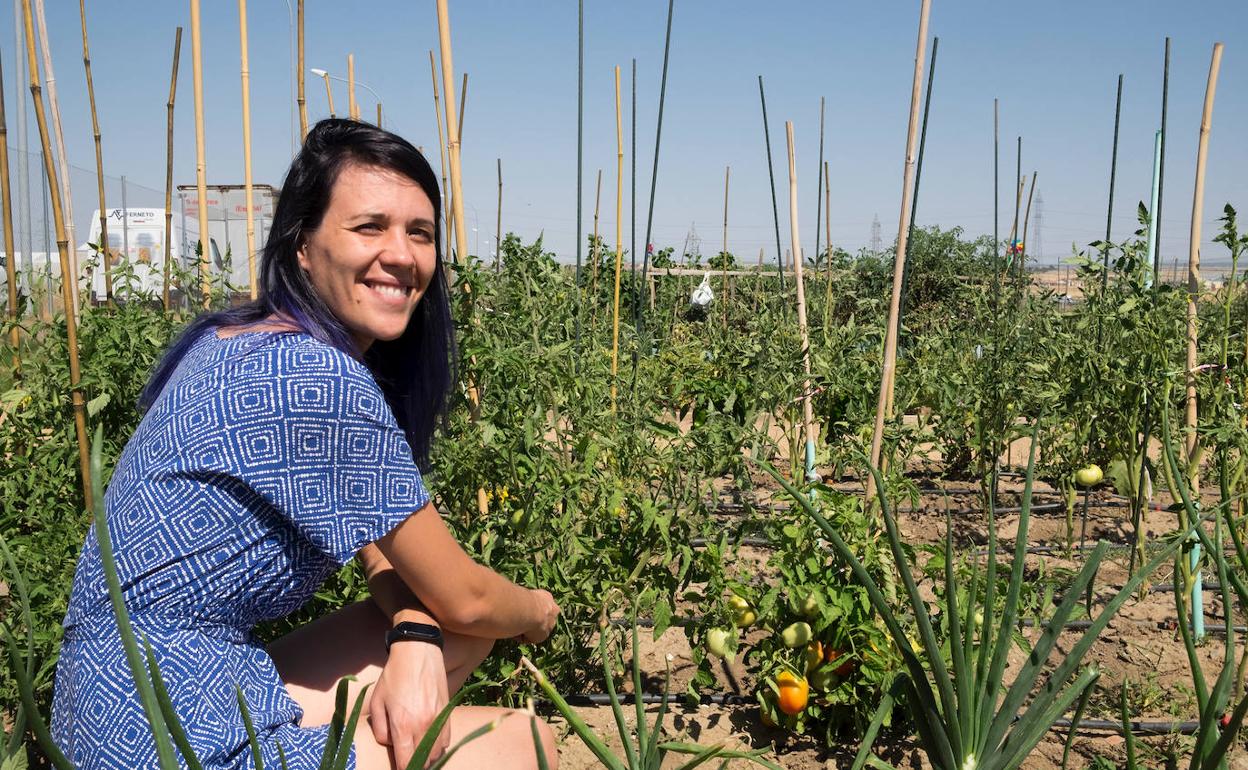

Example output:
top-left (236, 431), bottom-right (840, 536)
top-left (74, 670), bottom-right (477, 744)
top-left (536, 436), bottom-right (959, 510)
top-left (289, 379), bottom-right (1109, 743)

top-left (139, 119), bottom-right (457, 469)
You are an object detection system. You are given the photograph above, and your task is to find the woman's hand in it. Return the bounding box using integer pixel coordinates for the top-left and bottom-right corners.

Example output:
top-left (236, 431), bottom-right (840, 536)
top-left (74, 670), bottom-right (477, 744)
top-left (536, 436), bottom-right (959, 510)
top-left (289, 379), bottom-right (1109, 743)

top-left (368, 640), bottom-right (449, 768)
top-left (520, 589), bottom-right (561, 644)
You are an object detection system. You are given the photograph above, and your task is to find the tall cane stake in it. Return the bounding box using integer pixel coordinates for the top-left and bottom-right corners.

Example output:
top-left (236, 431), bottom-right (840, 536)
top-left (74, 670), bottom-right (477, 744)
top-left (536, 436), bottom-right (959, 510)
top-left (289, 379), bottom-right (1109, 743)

top-left (33, 0), bottom-right (79, 315)
top-left (20, 0), bottom-right (91, 510)
top-left (238, 0), bottom-right (257, 298)
top-left (0, 52), bottom-right (19, 371)
top-left (163, 28), bottom-right (182, 312)
top-left (867, 0), bottom-right (931, 481)
top-left (79, 0), bottom-right (110, 305)
top-left (610, 66), bottom-right (624, 412)
top-left (786, 122), bottom-right (817, 484)
top-left (296, 0), bottom-right (306, 140)
top-left (189, 0), bottom-right (211, 308)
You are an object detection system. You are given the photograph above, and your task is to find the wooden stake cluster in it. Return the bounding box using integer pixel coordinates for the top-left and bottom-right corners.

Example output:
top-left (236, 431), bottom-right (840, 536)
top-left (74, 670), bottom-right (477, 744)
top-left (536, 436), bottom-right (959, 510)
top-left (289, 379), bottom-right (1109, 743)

top-left (435, 1), bottom-right (469, 266)
top-left (20, 0), bottom-right (91, 510)
top-left (1184, 43), bottom-right (1224, 479)
top-left (80, 0), bottom-right (110, 305)
top-left (189, 0), bottom-right (211, 308)
top-left (163, 28), bottom-right (182, 312)
top-left (34, 0), bottom-right (78, 314)
top-left (238, 0), bottom-right (257, 299)
top-left (868, 0), bottom-right (931, 477)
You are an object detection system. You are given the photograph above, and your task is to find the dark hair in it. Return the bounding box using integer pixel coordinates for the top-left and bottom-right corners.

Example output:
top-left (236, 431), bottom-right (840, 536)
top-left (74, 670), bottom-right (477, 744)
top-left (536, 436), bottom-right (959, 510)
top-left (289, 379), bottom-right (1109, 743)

top-left (139, 118), bottom-right (457, 470)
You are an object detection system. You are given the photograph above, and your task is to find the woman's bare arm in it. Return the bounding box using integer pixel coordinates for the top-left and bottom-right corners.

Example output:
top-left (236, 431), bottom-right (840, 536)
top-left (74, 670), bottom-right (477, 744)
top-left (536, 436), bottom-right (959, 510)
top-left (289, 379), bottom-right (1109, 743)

top-left (372, 502), bottom-right (558, 641)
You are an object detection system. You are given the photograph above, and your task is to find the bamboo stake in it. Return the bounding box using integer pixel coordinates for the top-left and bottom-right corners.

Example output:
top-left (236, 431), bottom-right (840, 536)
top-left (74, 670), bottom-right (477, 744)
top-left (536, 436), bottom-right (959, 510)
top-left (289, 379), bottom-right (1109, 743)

top-left (610, 66), bottom-right (623, 412)
top-left (319, 70), bottom-right (334, 117)
top-left (786, 122), bottom-right (816, 483)
top-left (20, 0), bottom-right (90, 510)
top-left (823, 159), bottom-right (834, 332)
top-left (722, 165), bottom-right (729, 329)
top-left (33, 0), bottom-right (78, 314)
top-left (435, 0), bottom-right (468, 267)
top-left (238, 0), bottom-right (257, 299)
top-left (457, 72), bottom-right (467, 144)
top-left (590, 168), bottom-right (602, 327)
top-left (1020, 171), bottom-right (1037, 266)
top-left (79, 0), bottom-right (110, 305)
top-left (296, 0), bottom-right (306, 139)
top-left (428, 51), bottom-right (449, 261)
top-left (1102, 74), bottom-right (1124, 288)
top-left (1185, 44), bottom-right (1223, 472)
top-left (162, 28), bottom-right (182, 312)
top-left (867, 0), bottom-right (930, 477)
top-left (0, 52), bottom-right (18, 372)
top-left (376, 102), bottom-right (381, 128)
top-left (494, 158), bottom-right (501, 273)
top-left (347, 53), bottom-right (357, 120)
top-left (189, 0), bottom-right (210, 307)
top-left (1010, 135), bottom-right (1021, 272)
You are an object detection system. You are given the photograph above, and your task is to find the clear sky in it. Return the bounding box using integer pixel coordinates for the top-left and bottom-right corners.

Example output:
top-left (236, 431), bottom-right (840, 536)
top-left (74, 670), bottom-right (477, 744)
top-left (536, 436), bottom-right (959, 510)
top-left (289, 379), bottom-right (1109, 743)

top-left (11, 0), bottom-right (1248, 269)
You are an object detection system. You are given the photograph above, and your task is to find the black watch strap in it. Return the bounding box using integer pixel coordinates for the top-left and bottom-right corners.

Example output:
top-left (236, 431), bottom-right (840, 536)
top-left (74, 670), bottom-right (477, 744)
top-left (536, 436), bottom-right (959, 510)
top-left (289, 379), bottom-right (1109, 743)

top-left (386, 622), bottom-right (444, 651)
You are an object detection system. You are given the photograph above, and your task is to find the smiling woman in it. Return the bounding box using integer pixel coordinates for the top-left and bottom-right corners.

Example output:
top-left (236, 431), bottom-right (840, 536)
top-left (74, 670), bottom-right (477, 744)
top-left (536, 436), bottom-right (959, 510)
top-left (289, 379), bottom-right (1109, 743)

top-left (50, 119), bottom-right (561, 770)
top-left (296, 164), bottom-right (439, 352)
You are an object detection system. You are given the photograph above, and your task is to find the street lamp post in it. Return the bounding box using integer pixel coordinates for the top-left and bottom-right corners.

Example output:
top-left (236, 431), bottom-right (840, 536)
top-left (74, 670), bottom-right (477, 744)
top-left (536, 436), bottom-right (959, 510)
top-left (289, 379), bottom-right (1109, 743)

top-left (310, 67), bottom-right (383, 126)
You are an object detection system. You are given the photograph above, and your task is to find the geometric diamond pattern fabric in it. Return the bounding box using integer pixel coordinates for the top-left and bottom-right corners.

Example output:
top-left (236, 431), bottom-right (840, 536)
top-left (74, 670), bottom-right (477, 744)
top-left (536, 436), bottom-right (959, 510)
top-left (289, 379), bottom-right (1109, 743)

top-left (52, 330), bottom-right (429, 769)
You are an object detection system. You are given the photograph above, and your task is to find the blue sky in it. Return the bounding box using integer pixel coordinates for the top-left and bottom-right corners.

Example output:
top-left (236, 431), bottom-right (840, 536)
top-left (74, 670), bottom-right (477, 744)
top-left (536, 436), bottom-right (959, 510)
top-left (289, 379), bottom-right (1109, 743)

top-left (13, 0), bottom-right (1248, 268)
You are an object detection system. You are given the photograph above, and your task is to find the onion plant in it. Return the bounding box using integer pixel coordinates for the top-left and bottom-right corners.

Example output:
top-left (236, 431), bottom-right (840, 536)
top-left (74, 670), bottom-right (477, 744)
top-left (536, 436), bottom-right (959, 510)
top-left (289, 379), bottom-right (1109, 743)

top-left (760, 430), bottom-right (1196, 770)
top-left (521, 604), bottom-right (781, 770)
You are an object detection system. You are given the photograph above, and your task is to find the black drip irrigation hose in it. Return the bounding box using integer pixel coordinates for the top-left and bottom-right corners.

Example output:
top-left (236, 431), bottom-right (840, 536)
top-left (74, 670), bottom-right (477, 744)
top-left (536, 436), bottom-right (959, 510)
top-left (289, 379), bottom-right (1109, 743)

top-left (543, 696), bottom-right (1206, 736)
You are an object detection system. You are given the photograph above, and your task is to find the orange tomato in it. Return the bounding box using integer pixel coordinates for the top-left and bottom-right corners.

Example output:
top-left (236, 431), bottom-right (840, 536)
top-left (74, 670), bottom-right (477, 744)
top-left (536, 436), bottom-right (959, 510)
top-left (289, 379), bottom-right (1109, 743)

top-left (776, 671), bottom-right (809, 716)
top-left (825, 647), bottom-right (855, 677)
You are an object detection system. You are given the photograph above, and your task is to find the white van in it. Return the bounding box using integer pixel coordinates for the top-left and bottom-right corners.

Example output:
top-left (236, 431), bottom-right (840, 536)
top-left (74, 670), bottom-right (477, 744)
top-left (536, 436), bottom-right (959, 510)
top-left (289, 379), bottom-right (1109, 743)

top-left (81, 208), bottom-right (223, 302)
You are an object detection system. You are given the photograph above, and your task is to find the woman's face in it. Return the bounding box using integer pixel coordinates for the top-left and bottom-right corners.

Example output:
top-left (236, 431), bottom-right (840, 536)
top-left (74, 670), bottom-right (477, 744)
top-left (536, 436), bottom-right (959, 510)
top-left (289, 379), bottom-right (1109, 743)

top-left (297, 163), bottom-right (438, 353)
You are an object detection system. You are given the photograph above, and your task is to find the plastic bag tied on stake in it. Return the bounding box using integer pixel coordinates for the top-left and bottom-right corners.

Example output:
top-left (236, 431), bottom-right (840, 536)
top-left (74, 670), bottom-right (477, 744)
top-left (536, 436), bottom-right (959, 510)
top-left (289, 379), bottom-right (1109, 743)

top-left (690, 272), bottom-right (714, 308)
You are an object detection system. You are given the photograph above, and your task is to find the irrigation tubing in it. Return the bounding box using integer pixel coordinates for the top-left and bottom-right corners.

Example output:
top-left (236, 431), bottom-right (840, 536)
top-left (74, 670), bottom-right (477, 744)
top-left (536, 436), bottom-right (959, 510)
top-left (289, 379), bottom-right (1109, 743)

top-left (635, 0), bottom-right (675, 344)
top-left (544, 700), bottom-right (1207, 736)
top-left (757, 75), bottom-right (785, 292)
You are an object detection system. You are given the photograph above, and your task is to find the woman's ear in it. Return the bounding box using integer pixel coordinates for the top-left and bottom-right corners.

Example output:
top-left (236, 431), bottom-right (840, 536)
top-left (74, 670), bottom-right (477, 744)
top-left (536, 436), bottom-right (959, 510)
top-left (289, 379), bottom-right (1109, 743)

top-left (296, 241), bottom-right (310, 271)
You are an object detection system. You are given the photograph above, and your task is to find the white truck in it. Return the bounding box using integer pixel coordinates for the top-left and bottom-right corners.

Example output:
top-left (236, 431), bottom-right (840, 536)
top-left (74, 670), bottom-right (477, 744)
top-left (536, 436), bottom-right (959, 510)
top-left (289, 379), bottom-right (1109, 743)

top-left (82, 208), bottom-right (223, 302)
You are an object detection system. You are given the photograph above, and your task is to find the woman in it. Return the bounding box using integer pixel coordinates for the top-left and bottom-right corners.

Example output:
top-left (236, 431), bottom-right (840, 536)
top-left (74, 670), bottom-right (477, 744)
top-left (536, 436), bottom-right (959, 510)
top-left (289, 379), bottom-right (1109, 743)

top-left (51, 119), bottom-right (561, 770)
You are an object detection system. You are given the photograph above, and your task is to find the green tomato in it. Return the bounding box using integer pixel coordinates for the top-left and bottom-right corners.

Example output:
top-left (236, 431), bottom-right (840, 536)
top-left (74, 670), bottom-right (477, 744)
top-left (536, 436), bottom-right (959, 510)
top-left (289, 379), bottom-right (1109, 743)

top-left (780, 621), bottom-right (812, 649)
top-left (733, 608), bottom-right (757, 628)
top-left (705, 627), bottom-right (735, 659)
top-left (798, 591), bottom-right (819, 618)
top-left (1074, 464), bottom-right (1103, 487)
top-left (726, 594), bottom-right (751, 613)
top-left (809, 665), bottom-right (837, 691)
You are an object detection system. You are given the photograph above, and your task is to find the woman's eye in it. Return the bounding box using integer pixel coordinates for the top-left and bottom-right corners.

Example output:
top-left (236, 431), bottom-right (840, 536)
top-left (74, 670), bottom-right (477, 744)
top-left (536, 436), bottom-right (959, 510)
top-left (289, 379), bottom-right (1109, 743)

top-left (357, 223), bottom-right (382, 233)
top-left (410, 230), bottom-right (433, 241)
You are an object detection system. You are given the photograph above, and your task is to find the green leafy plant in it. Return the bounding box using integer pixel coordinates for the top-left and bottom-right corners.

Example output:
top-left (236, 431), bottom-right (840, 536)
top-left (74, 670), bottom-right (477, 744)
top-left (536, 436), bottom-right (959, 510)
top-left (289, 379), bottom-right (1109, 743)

top-left (758, 430), bottom-right (1195, 770)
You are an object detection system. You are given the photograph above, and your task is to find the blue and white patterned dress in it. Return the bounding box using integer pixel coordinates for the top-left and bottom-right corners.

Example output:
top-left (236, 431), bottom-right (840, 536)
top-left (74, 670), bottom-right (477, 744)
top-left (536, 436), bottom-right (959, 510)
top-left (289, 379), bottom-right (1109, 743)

top-left (52, 329), bottom-right (429, 769)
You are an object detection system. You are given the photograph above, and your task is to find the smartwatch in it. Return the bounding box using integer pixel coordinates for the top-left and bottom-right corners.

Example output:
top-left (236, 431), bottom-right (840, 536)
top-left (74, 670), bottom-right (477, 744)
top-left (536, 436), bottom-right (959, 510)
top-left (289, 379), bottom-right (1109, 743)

top-left (385, 622), bottom-right (445, 652)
